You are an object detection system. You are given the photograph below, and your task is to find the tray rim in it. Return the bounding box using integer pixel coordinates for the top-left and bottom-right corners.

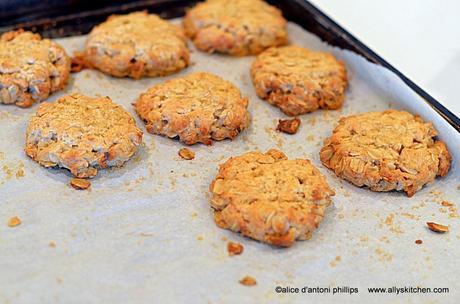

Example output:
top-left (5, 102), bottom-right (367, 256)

top-left (0, 0), bottom-right (458, 132)
top-left (291, 0), bottom-right (460, 132)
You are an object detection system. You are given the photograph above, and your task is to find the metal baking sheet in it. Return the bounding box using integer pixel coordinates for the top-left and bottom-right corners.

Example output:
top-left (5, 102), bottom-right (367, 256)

top-left (0, 20), bottom-right (459, 303)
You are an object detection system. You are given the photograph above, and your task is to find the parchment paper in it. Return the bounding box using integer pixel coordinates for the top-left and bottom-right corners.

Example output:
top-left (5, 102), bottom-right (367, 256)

top-left (0, 21), bottom-right (459, 304)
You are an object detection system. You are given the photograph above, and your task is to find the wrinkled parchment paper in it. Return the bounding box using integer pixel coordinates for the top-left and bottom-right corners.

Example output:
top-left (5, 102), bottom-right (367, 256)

top-left (1, 21), bottom-right (459, 304)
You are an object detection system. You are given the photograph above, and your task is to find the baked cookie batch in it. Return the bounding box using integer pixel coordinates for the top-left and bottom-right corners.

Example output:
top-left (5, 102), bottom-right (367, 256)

top-left (1, 0), bottom-right (452, 247)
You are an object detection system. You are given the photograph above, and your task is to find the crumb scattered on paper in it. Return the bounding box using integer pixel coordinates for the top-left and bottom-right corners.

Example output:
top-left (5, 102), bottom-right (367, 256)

top-left (277, 117), bottom-right (300, 134)
top-left (227, 241), bottom-right (244, 256)
top-left (178, 148), bottom-right (195, 160)
top-left (70, 178), bottom-right (91, 190)
top-left (441, 201), bottom-right (453, 207)
top-left (426, 222), bottom-right (449, 233)
top-left (329, 255), bottom-right (341, 267)
top-left (239, 276), bottom-right (257, 286)
top-left (7, 216), bottom-right (21, 227)
top-left (374, 248), bottom-right (393, 262)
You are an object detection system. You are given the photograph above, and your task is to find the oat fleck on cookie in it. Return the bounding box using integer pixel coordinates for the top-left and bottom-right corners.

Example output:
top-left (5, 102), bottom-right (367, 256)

top-left (7, 216), bottom-right (21, 227)
top-left (277, 117), bottom-right (301, 134)
top-left (320, 110), bottom-right (451, 197)
top-left (227, 241), bottom-right (244, 256)
top-left (239, 276), bottom-right (257, 286)
top-left (70, 178), bottom-right (91, 190)
top-left (426, 222), bottom-right (449, 233)
top-left (178, 148), bottom-right (195, 160)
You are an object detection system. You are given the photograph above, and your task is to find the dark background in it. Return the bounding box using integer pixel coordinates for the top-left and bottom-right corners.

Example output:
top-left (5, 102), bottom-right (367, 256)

top-left (1, 0), bottom-right (130, 23)
top-left (0, 0), bottom-right (195, 28)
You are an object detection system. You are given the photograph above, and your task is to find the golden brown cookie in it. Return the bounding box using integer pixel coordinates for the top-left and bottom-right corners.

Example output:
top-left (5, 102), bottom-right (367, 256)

top-left (183, 0), bottom-right (288, 56)
top-left (82, 11), bottom-right (189, 79)
top-left (210, 149), bottom-right (335, 247)
top-left (320, 110), bottom-right (451, 197)
top-left (0, 30), bottom-right (71, 108)
top-left (135, 72), bottom-right (249, 145)
top-left (251, 45), bottom-right (347, 116)
top-left (25, 93), bottom-right (143, 178)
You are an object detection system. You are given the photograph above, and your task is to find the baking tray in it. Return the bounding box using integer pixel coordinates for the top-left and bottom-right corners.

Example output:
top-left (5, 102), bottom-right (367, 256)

top-left (0, 1), bottom-right (459, 303)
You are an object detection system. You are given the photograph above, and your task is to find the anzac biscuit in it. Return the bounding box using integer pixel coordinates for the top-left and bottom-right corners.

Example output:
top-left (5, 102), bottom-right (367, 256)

top-left (82, 12), bottom-right (189, 78)
top-left (135, 72), bottom-right (249, 145)
top-left (209, 149), bottom-right (334, 247)
top-left (0, 30), bottom-right (71, 107)
top-left (183, 0), bottom-right (288, 56)
top-left (25, 93), bottom-right (143, 178)
top-left (320, 110), bottom-right (451, 197)
top-left (251, 45), bottom-right (347, 115)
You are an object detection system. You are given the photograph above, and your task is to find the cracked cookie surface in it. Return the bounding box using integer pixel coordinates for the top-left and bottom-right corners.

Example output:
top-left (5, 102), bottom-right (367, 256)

top-left (135, 72), bottom-right (249, 145)
top-left (25, 93), bottom-right (143, 178)
top-left (251, 45), bottom-right (347, 115)
top-left (320, 110), bottom-right (451, 197)
top-left (210, 149), bottom-right (335, 247)
top-left (183, 0), bottom-right (288, 56)
top-left (83, 11), bottom-right (189, 78)
top-left (0, 30), bottom-right (71, 108)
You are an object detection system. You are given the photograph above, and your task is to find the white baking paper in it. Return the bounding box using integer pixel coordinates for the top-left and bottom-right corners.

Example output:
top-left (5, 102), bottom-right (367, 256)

top-left (0, 21), bottom-right (459, 304)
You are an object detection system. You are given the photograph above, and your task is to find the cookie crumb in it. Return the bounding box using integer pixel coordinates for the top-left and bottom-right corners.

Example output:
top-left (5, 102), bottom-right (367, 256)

top-left (277, 117), bottom-right (301, 134)
top-left (71, 52), bottom-right (87, 72)
top-left (441, 201), bottom-right (454, 207)
top-left (329, 255), bottom-right (341, 267)
top-left (49, 241), bottom-right (56, 248)
top-left (227, 241), bottom-right (244, 256)
top-left (197, 235), bottom-right (204, 241)
top-left (7, 216), bottom-right (21, 227)
top-left (178, 148), bottom-right (195, 160)
top-left (426, 222), bottom-right (449, 233)
top-left (70, 178), bottom-right (91, 190)
top-left (415, 239), bottom-right (423, 245)
top-left (239, 276), bottom-right (257, 286)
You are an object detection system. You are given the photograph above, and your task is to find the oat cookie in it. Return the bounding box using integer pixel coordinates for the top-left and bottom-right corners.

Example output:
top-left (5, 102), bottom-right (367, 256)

top-left (251, 45), bottom-right (347, 116)
top-left (0, 30), bottom-right (71, 107)
top-left (135, 72), bottom-right (249, 145)
top-left (82, 12), bottom-right (189, 78)
top-left (320, 110), bottom-right (451, 197)
top-left (183, 0), bottom-right (288, 56)
top-left (25, 93), bottom-right (143, 178)
top-left (210, 149), bottom-right (335, 247)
